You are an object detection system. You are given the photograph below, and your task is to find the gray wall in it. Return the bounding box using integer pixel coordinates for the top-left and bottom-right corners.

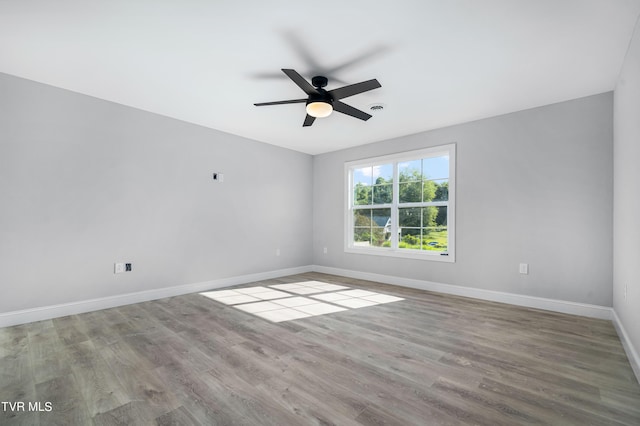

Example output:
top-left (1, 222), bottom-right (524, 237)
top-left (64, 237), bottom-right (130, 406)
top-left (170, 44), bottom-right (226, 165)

top-left (313, 93), bottom-right (613, 306)
top-left (0, 73), bottom-right (313, 313)
top-left (614, 19), bottom-right (640, 359)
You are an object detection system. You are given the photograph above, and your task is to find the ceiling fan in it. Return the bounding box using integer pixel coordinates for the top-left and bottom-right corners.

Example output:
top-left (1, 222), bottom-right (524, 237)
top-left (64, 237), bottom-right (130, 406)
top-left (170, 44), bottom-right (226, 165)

top-left (254, 69), bottom-right (382, 127)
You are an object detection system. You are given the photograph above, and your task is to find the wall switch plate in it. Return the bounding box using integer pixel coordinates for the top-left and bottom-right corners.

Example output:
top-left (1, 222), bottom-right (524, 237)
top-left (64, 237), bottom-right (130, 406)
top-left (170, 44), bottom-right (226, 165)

top-left (519, 263), bottom-right (529, 275)
top-left (323, 247), bottom-right (328, 254)
top-left (276, 248), bottom-right (280, 256)
top-left (114, 263), bottom-right (125, 274)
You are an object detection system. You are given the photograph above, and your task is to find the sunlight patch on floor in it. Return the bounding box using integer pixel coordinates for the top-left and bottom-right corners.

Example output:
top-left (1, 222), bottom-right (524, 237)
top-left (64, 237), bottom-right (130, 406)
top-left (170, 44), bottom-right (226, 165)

top-left (200, 281), bottom-right (404, 322)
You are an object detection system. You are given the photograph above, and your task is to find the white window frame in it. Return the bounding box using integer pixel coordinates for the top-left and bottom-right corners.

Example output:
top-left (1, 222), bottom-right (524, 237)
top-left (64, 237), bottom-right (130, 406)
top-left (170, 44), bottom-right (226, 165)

top-left (344, 144), bottom-right (456, 262)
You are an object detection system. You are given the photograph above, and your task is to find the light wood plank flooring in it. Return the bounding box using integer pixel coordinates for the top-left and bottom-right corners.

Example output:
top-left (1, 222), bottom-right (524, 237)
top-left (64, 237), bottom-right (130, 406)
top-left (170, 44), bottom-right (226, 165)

top-left (1, 272), bottom-right (639, 425)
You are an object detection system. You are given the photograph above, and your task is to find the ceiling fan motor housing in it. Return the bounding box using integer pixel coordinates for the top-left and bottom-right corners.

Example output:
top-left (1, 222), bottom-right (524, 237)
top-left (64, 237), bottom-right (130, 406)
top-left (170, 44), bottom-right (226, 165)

top-left (306, 88), bottom-right (333, 106)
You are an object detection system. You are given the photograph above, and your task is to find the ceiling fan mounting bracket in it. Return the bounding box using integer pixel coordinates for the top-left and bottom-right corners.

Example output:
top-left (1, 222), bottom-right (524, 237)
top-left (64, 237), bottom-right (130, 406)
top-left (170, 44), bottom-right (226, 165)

top-left (311, 76), bottom-right (328, 88)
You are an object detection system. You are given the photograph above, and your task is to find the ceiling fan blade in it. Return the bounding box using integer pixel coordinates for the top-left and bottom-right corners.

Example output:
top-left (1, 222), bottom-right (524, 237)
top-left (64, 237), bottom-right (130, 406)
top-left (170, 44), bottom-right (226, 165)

top-left (333, 101), bottom-right (372, 121)
top-left (303, 114), bottom-right (316, 127)
top-left (328, 79), bottom-right (381, 100)
top-left (254, 99), bottom-right (307, 106)
top-left (282, 69), bottom-right (319, 95)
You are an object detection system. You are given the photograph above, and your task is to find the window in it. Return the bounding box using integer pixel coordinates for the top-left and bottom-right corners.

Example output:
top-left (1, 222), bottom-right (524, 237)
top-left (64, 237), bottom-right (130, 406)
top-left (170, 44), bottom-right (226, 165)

top-left (345, 144), bottom-right (455, 262)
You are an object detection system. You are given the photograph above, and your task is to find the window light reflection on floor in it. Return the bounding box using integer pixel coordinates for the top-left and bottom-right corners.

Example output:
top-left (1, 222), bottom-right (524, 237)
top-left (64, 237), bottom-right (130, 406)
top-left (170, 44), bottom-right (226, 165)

top-left (199, 281), bottom-right (404, 323)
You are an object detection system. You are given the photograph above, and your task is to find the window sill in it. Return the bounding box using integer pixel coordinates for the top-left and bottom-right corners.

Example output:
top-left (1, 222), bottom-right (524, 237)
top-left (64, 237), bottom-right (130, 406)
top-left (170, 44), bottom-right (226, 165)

top-left (344, 246), bottom-right (455, 262)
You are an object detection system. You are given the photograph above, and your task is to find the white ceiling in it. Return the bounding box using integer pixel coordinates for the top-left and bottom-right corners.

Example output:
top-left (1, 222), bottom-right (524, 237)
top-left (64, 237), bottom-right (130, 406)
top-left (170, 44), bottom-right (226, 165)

top-left (2, 1), bottom-right (639, 155)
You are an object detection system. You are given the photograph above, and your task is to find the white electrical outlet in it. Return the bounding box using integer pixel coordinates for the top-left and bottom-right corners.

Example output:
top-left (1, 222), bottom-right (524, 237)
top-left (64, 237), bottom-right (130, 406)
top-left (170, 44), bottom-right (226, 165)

top-left (114, 263), bottom-right (125, 274)
top-left (519, 263), bottom-right (529, 275)
top-left (323, 247), bottom-right (328, 254)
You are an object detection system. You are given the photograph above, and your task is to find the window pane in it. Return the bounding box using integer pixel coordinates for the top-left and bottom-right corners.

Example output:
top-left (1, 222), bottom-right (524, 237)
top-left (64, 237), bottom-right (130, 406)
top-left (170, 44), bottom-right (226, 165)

top-left (354, 209), bottom-right (371, 226)
top-left (399, 227), bottom-right (421, 250)
top-left (371, 208), bottom-right (391, 229)
top-left (397, 206), bottom-right (448, 251)
top-left (399, 181), bottom-right (422, 203)
top-left (422, 206), bottom-right (439, 227)
top-left (373, 163), bottom-right (393, 183)
top-left (372, 208), bottom-right (391, 245)
top-left (423, 180), bottom-right (437, 202)
top-left (422, 155), bottom-right (449, 180)
top-left (354, 184), bottom-right (371, 205)
top-left (372, 227), bottom-right (387, 247)
top-left (354, 209), bottom-right (371, 247)
top-left (422, 226), bottom-right (447, 251)
top-left (399, 207), bottom-right (421, 250)
top-left (399, 207), bottom-right (421, 227)
top-left (354, 227), bottom-right (371, 245)
top-left (423, 206), bottom-right (447, 251)
top-left (372, 184), bottom-right (392, 204)
top-left (425, 206), bottom-right (447, 228)
top-left (353, 167), bottom-right (372, 186)
top-left (399, 159), bottom-right (421, 182)
top-left (354, 208), bottom-right (391, 248)
top-left (431, 179), bottom-right (449, 201)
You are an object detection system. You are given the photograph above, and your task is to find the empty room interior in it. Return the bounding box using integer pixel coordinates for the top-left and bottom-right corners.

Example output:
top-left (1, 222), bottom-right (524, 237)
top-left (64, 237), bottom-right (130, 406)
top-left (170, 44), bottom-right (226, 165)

top-left (2, 1), bottom-right (640, 425)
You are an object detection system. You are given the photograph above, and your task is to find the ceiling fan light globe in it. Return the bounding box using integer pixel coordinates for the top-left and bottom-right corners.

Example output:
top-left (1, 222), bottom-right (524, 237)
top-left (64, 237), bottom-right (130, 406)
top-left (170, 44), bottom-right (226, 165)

top-left (306, 101), bottom-right (333, 118)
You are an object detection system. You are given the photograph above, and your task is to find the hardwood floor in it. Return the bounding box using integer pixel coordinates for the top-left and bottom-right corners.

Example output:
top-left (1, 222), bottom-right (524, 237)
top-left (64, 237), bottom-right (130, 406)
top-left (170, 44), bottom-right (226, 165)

top-left (1, 272), bottom-right (639, 425)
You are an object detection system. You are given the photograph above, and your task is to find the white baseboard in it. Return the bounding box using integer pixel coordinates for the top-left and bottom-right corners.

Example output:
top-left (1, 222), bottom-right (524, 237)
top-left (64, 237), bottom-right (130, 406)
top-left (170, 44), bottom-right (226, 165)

top-left (611, 310), bottom-right (640, 384)
top-left (311, 265), bottom-right (613, 320)
top-left (0, 265), bottom-right (313, 328)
